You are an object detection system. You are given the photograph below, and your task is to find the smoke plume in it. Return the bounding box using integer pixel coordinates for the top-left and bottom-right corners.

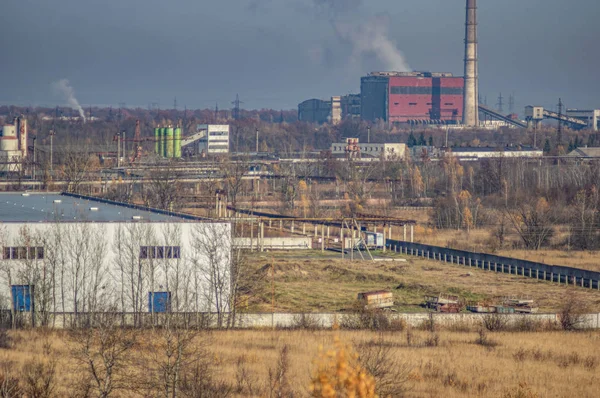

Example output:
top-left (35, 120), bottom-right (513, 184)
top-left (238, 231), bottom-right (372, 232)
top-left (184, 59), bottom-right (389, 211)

top-left (52, 79), bottom-right (86, 122)
top-left (313, 0), bottom-right (411, 72)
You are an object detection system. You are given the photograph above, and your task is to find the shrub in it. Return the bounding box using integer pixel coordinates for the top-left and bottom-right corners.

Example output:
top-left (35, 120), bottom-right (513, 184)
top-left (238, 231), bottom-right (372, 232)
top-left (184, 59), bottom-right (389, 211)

top-left (310, 336), bottom-right (377, 397)
top-left (22, 359), bottom-right (57, 398)
top-left (355, 334), bottom-right (411, 397)
top-left (0, 363), bottom-right (21, 398)
top-left (0, 329), bottom-right (11, 350)
top-left (483, 313), bottom-right (508, 332)
top-left (558, 293), bottom-right (588, 331)
top-left (290, 313), bottom-right (321, 330)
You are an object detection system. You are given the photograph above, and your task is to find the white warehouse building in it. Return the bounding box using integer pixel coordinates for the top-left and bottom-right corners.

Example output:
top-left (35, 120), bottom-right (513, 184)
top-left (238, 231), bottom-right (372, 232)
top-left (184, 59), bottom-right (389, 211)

top-left (0, 193), bottom-right (232, 326)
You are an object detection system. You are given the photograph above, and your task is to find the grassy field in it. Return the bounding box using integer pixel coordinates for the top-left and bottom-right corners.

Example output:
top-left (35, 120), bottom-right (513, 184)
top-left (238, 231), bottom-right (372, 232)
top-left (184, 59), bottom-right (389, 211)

top-left (1, 328), bottom-right (599, 397)
top-left (243, 251), bottom-right (600, 313)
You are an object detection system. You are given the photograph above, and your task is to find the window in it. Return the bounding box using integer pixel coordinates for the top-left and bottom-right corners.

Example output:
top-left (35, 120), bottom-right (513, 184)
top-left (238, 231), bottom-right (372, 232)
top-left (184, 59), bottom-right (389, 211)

top-left (3, 246), bottom-right (44, 260)
top-left (444, 103), bottom-right (454, 106)
top-left (409, 103), bottom-right (418, 106)
top-left (140, 246), bottom-right (181, 260)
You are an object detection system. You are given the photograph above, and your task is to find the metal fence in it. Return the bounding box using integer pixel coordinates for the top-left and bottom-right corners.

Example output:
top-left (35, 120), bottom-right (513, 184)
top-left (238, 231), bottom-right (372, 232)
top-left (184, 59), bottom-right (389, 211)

top-left (386, 239), bottom-right (600, 290)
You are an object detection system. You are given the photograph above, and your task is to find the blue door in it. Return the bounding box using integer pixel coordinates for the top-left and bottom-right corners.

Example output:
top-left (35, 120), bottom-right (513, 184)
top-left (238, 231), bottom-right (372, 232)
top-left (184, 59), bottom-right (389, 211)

top-left (11, 285), bottom-right (32, 312)
top-left (148, 292), bottom-right (171, 313)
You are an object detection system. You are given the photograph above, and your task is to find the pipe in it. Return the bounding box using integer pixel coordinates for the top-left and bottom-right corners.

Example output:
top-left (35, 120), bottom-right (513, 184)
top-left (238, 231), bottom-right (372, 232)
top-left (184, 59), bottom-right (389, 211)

top-left (463, 0), bottom-right (479, 127)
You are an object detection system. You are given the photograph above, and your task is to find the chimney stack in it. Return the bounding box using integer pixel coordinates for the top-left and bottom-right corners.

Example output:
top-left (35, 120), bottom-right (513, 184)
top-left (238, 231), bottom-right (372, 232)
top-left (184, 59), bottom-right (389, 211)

top-left (463, 0), bottom-right (479, 127)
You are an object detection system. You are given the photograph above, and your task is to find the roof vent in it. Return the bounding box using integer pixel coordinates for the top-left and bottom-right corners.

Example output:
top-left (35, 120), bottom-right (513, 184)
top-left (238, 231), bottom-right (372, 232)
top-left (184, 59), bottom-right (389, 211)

top-left (53, 200), bottom-right (62, 204)
top-left (132, 215), bottom-right (142, 220)
top-left (22, 193), bottom-right (30, 197)
top-left (90, 207), bottom-right (99, 211)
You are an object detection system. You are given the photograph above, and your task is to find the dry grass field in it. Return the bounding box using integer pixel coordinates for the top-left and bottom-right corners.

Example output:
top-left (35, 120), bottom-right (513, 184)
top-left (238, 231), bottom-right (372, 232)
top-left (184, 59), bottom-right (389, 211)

top-left (244, 251), bottom-right (600, 313)
top-left (1, 328), bottom-right (599, 397)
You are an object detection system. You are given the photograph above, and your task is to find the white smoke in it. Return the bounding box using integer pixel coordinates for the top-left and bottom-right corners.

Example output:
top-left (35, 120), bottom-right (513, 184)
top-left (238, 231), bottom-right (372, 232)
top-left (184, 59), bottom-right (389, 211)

top-left (334, 15), bottom-right (411, 72)
top-left (313, 0), bottom-right (411, 72)
top-left (52, 79), bottom-right (86, 122)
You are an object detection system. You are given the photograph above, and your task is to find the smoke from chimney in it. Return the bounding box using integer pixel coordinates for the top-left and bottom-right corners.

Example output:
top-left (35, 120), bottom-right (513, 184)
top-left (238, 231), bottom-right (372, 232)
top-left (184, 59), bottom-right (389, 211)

top-left (53, 79), bottom-right (86, 122)
top-left (463, 0), bottom-right (479, 127)
top-left (314, 0), bottom-right (410, 72)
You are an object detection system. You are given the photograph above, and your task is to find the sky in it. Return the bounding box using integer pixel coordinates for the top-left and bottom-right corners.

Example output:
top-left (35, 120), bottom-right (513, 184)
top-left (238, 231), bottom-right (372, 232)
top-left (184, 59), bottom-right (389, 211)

top-left (1, 0), bottom-right (599, 113)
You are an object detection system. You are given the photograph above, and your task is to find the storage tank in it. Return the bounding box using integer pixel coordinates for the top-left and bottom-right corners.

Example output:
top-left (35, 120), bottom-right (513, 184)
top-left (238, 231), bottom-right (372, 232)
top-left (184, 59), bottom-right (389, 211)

top-left (174, 127), bottom-right (181, 158)
top-left (165, 127), bottom-right (174, 158)
top-left (154, 128), bottom-right (160, 155)
top-left (158, 128), bottom-right (164, 157)
top-left (0, 125), bottom-right (18, 151)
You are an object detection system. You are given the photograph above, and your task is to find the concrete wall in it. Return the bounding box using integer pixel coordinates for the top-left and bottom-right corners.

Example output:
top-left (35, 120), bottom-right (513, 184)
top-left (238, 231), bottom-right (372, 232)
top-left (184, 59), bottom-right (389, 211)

top-left (12, 311), bottom-right (600, 330)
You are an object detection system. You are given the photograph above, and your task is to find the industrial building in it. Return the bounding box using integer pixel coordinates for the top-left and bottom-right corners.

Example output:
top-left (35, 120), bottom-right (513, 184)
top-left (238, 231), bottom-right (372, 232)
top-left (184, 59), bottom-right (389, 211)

top-left (360, 72), bottom-right (464, 124)
top-left (298, 95), bottom-right (361, 124)
top-left (0, 193), bottom-right (232, 318)
top-left (330, 138), bottom-right (406, 160)
top-left (0, 116), bottom-right (28, 173)
top-left (178, 124), bottom-right (230, 156)
top-left (566, 109), bottom-right (600, 131)
top-left (444, 146), bottom-right (543, 160)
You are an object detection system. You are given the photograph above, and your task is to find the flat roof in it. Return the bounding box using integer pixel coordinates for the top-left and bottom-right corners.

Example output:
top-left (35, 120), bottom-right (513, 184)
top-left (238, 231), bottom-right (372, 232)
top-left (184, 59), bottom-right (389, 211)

top-left (0, 193), bottom-right (195, 223)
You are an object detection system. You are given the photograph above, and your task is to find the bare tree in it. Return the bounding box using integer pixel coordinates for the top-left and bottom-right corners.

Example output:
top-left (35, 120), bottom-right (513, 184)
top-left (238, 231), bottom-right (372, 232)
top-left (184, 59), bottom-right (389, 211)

top-left (191, 222), bottom-right (232, 328)
top-left (69, 311), bottom-right (137, 398)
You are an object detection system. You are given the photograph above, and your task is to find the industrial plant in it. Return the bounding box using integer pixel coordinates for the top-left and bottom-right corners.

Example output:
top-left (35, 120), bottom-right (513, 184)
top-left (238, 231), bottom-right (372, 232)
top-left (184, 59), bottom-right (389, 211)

top-left (0, 116), bottom-right (28, 173)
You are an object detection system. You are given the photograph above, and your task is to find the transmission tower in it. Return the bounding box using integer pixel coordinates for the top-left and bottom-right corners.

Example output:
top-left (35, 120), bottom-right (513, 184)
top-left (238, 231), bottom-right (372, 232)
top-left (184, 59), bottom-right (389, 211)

top-left (214, 103), bottom-right (219, 122)
top-left (174, 97), bottom-right (177, 111)
top-left (231, 94), bottom-right (243, 120)
top-left (496, 93), bottom-right (504, 113)
top-left (557, 98), bottom-right (563, 137)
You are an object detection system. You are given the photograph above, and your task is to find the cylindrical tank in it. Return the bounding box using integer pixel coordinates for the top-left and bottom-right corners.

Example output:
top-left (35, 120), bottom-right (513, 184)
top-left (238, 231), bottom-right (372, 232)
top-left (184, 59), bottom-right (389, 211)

top-left (174, 127), bottom-right (181, 158)
top-left (0, 125), bottom-right (18, 151)
top-left (165, 127), bottom-right (174, 158)
top-left (154, 128), bottom-right (160, 154)
top-left (158, 128), bottom-right (164, 157)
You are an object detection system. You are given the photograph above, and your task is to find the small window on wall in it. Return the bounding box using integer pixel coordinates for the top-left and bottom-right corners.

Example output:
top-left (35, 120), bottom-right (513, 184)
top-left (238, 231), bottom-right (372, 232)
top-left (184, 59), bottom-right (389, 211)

top-left (140, 246), bottom-right (181, 259)
top-left (3, 247), bottom-right (44, 260)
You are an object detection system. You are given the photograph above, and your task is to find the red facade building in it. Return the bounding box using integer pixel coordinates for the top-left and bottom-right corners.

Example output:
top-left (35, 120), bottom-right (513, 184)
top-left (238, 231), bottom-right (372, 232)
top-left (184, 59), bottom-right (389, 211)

top-left (361, 72), bottom-right (464, 124)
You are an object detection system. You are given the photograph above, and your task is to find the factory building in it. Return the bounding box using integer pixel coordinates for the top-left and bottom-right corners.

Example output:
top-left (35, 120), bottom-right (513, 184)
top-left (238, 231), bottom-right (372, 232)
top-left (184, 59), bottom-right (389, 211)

top-left (298, 99), bottom-right (332, 124)
top-left (298, 95), bottom-right (362, 124)
top-left (330, 138), bottom-right (406, 160)
top-left (0, 193), bottom-right (232, 320)
top-left (361, 72), bottom-right (464, 124)
top-left (0, 116), bottom-right (28, 173)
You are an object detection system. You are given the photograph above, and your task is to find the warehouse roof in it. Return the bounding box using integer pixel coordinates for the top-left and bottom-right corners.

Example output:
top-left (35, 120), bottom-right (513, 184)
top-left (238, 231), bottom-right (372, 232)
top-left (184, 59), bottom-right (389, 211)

top-left (0, 193), bottom-right (196, 223)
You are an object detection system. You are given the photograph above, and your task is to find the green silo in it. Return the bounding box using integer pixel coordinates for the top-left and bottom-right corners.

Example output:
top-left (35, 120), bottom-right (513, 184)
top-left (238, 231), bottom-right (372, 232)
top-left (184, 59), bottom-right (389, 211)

top-left (154, 128), bottom-right (160, 154)
top-left (158, 128), bottom-right (164, 157)
top-left (165, 127), bottom-right (174, 158)
top-left (174, 127), bottom-right (182, 158)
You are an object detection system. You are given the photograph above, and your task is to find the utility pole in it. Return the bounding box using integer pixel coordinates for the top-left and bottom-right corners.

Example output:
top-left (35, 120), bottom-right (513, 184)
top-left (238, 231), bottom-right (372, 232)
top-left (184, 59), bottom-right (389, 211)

top-left (32, 137), bottom-right (36, 181)
top-left (508, 93), bottom-right (515, 114)
top-left (367, 126), bottom-right (371, 143)
top-left (255, 128), bottom-right (259, 153)
top-left (214, 103), bottom-right (219, 123)
top-left (49, 130), bottom-right (55, 175)
top-left (174, 97), bottom-right (177, 111)
top-left (116, 132), bottom-right (120, 168)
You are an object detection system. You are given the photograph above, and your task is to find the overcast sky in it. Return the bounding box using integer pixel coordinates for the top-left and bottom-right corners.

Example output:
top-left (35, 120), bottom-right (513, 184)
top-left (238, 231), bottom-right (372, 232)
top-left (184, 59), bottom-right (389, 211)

top-left (1, 0), bottom-right (598, 112)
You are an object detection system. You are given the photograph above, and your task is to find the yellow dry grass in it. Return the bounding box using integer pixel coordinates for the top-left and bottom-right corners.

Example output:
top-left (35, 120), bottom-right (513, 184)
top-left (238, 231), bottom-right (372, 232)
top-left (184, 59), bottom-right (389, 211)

top-left (1, 329), bottom-right (599, 397)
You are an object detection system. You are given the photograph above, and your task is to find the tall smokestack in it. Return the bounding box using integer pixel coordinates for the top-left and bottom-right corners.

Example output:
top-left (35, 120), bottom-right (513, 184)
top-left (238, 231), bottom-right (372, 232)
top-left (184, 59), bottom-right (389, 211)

top-left (463, 0), bottom-right (479, 127)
